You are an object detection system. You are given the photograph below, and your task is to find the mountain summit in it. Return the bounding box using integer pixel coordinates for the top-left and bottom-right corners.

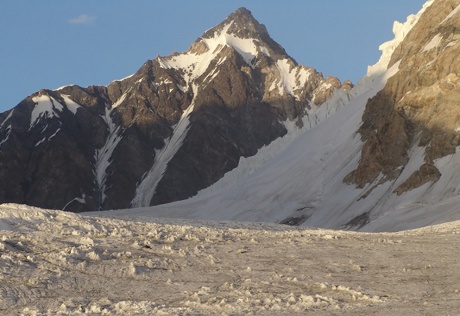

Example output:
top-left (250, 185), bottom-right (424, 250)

top-left (0, 8), bottom-right (350, 212)
top-left (205, 7), bottom-right (270, 39)
top-left (200, 7), bottom-right (288, 58)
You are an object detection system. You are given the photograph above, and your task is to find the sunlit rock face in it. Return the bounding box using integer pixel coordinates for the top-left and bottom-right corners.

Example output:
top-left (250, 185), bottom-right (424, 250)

top-left (346, 0), bottom-right (460, 194)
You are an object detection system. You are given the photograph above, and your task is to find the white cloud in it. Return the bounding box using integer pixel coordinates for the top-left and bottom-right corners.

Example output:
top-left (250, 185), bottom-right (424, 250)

top-left (67, 14), bottom-right (96, 25)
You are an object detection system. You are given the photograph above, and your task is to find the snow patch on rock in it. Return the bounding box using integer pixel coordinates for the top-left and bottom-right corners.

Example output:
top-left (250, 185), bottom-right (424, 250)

top-left (273, 59), bottom-right (310, 100)
top-left (29, 95), bottom-right (64, 130)
top-left (132, 101), bottom-right (195, 208)
top-left (0, 125), bottom-right (12, 149)
top-left (422, 33), bottom-right (443, 52)
top-left (441, 3), bottom-right (460, 24)
top-left (94, 107), bottom-right (123, 205)
top-left (61, 94), bottom-right (82, 114)
top-left (158, 21), bottom-right (266, 88)
top-left (0, 109), bottom-right (14, 130)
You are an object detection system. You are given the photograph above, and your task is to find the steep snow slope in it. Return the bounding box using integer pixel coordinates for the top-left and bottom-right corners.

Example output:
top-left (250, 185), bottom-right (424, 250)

top-left (2, 204), bottom-right (460, 315)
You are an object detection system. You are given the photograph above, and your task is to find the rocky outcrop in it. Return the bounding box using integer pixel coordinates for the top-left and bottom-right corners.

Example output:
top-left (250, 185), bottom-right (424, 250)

top-left (0, 7), bottom-right (350, 212)
top-left (346, 0), bottom-right (460, 193)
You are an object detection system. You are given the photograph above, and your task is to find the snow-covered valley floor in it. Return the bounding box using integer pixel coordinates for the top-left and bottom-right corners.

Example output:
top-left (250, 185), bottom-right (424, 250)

top-left (1, 203), bottom-right (460, 315)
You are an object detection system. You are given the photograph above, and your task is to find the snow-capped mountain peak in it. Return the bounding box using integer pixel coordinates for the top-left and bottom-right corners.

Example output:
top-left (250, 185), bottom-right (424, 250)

top-left (0, 6), bottom-right (349, 212)
top-left (203, 8), bottom-right (285, 52)
top-left (157, 7), bottom-right (291, 89)
top-left (156, 19), bottom-right (265, 88)
top-left (207, 7), bottom-right (269, 38)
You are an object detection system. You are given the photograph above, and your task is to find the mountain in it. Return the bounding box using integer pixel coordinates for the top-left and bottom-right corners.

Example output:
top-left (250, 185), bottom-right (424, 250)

top-left (0, 8), bottom-right (351, 212)
top-left (106, 0), bottom-right (460, 232)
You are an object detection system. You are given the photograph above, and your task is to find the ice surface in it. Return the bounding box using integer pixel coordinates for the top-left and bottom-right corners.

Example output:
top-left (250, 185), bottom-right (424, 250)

top-left (259, 45), bottom-right (270, 57)
top-left (3, 203), bottom-right (460, 315)
top-left (0, 110), bottom-right (13, 149)
top-left (116, 50), bottom-right (460, 232)
top-left (16, 0), bottom-right (460, 234)
top-left (47, 127), bottom-right (61, 141)
top-left (34, 128), bottom-right (61, 147)
top-left (201, 22), bottom-right (259, 65)
top-left (143, 22), bottom-right (318, 206)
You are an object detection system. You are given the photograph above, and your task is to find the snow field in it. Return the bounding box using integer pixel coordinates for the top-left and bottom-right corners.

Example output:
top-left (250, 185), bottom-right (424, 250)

top-left (2, 204), bottom-right (460, 315)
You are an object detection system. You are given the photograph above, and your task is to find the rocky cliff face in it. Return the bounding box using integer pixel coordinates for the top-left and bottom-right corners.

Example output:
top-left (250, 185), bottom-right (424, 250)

top-left (0, 8), bottom-right (350, 212)
top-left (346, 0), bottom-right (460, 195)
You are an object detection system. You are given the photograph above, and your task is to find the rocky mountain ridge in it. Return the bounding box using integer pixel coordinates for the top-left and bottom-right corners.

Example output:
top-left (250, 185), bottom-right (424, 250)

top-left (347, 0), bottom-right (460, 194)
top-left (0, 8), bottom-right (350, 212)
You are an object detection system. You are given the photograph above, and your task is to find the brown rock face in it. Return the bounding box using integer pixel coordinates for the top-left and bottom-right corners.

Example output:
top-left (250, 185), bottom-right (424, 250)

top-left (394, 163), bottom-right (441, 195)
top-left (311, 76), bottom-right (344, 105)
top-left (346, 0), bottom-right (460, 193)
top-left (344, 90), bottom-right (413, 187)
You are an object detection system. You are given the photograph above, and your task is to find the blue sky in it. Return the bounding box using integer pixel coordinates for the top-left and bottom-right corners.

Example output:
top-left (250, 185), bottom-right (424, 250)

top-left (0, 1), bottom-right (426, 113)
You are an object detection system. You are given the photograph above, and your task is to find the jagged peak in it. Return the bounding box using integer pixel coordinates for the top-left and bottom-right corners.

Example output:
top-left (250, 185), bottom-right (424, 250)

top-left (230, 7), bottom-right (254, 18)
top-left (156, 8), bottom-right (290, 82)
top-left (202, 7), bottom-right (268, 40)
top-left (199, 7), bottom-right (287, 58)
